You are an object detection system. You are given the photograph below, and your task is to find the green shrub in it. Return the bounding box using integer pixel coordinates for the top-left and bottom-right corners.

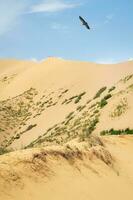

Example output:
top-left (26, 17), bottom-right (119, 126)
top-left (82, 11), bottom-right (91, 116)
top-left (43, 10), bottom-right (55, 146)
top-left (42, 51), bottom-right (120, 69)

top-left (69, 95), bottom-right (78, 100)
top-left (66, 112), bottom-right (74, 119)
top-left (100, 128), bottom-right (133, 136)
top-left (111, 99), bottom-right (128, 117)
top-left (89, 103), bottom-right (97, 109)
top-left (79, 118), bottom-right (99, 141)
top-left (99, 99), bottom-right (108, 108)
top-left (0, 147), bottom-right (9, 155)
top-left (121, 74), bottom-right (133, 83)
top-left (94, 87), bottom-right (107, 99)
top-left (26, 124), bottom-right (37, 131)
top-left (14, 134), bottom-right (20, 139)
top-left (62, 99), bottom-right (68, 105)
top-left (93, 110), bottom-right (99, 114)
top-left (104, 94), bottom-right (112, 100)
top-left (74, 96), bottom-right (81, 104)
top-left (74, 92), bottom-right (86, 104)
top-left (108, 86), bottom-right (116, 93)
top-left (77, 105), bottom-right (86, 112)
top-left (62, 89), bottom-right (69, 94)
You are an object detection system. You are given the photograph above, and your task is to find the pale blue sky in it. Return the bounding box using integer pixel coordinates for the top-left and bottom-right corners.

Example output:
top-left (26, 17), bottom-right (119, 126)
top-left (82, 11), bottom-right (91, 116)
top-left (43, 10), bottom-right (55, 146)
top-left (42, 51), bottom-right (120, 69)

top-left (0, 0), bottom-right (133, 63)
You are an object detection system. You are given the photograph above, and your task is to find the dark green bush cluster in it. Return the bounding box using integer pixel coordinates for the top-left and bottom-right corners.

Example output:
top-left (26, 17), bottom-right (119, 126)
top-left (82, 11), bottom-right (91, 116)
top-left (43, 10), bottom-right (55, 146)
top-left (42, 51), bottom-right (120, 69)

top-left (69, 95), bottom-right (78, 101)
top-left (62, 89), bottom-right (69, 94)
top-left (66, 112), bottom-right (74, 119)
top-left (79, 118), bottom-right (99, 141)
top-left (103, 94), bottom-right (112, 100)
top-left (0, 147), bottom-right (9, 155)
top-left (99, 94), bottom-right (112, 108)
top-left (93, 109), bottom-right (99, 114)
top-left (26, 124), bottom-right (37, 131)
top-left (94, 87), bottom-right (107, 99)
top-left (76, 105), bottom-right (86, 112)
top-left (122, 74), bottom-right (133, 83)
top-left (99, 99), bottom-right (108, 108)
top-left (108, 86), bottom-right (116, 93)
top-left (88, 118), bottom-right (99, 134)
top-left (74, 92), bottom-right (86, 104)
top-left (101, 128), bottom-right (133, 136)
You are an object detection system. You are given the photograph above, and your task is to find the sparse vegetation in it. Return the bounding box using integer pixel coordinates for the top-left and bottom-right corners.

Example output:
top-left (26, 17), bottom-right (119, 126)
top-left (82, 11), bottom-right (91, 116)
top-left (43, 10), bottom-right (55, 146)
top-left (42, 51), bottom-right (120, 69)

top-left (110, 98), bottom-right (128, 117)
top-left (98, 94), bottom-right (112, 109)
top-left (79, 117), bottom-right (99, 141)
top-left (101, 128), bottom-right (133, 136)
top-left (74, 92), bottom-right (86, 104)
top-left (104, 94), bottom-right (112, 100)
top-left (62, 89), bottom-right (69, 94)
top-left (93, 110), bottom-right (99, 114)
top-left (108, 86), bottom-right (116, 93)
top-left (121, 74), bottom-right (133, 83)
top-left (0, 147), bottom-right (10, 155)
top-left (99, 98), bottom-right (108, 108)
top-left (26, 124), bottom-right (37, 131)
top-left (66, 112), bottom-right (74, 119)
top-left (94, 87), bottom-right (107, 99)
top-left (76, 105), bottom-right (86, 112)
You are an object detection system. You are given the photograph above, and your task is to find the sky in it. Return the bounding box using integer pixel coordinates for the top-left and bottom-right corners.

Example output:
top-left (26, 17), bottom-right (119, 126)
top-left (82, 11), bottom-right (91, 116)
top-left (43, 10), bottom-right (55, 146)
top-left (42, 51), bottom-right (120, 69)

top-left (0, 0), bottom-right (133, 63)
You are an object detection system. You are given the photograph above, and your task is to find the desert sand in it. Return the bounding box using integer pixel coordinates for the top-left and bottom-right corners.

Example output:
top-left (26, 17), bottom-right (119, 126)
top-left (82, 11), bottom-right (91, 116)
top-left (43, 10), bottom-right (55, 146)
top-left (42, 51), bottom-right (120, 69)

top-left (0, 58), bottom-right (133, 200)
top-left (0, 136), bottom-right (133, 200)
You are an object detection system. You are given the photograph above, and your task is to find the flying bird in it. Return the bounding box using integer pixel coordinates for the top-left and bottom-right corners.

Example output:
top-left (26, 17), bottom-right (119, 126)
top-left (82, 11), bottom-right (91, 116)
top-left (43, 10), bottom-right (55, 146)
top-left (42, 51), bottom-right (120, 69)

top-left (79, 16), bottom-right (90, 30)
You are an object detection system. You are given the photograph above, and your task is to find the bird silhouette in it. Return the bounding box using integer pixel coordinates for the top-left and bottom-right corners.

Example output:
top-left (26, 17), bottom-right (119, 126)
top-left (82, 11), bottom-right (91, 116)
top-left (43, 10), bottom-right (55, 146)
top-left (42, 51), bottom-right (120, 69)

top-left (79, 16), bottom-right (90, 30)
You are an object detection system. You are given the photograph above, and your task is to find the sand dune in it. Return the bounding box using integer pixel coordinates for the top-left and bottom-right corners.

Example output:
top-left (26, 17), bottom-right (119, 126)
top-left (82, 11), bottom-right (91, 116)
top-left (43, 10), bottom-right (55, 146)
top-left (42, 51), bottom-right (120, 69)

top-left (0, 58), bottom-right (133, 200)
top-left (0, 58), bottom-right (133, 150)
top-left (0, 58), bottom-right (133, 100)
top-left (0, 136), bottom-right (133, 200)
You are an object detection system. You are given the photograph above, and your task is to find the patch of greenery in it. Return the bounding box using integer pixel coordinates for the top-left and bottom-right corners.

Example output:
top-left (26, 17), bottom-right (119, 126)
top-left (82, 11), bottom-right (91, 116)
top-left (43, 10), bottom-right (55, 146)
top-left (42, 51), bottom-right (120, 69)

top-left (108, 86), bottom-right (116, 93)
top-left (110, 98), bottom-right (128, 117)
top-left (66, 112), bottom-right (74, 119)
top-left (79, 117), bottom-right (99, 141)
top-left (69, 95), bottom-right (78, 100)
top-left (76, 105), bottom-right (86, 112)
top-left (62, 89), bottom-right (69, 94)
top-left (86, 100), bottom-right (91, 104)
top-left (103, 94), bottom-right (112, 100)
top-left (26, 124), bottom-right (37, 131)
top-left (65, 116), bottom-right (74, 125)
top-left (101, 128), bottom-right (133, 136)
top-left (74, 92), bottom-right (86, 104)
top-left (121, 74), bottom-right (133, 83)
top-left (0, 147), bottom-right (10, 155)
top-left (99, 99), bottom-right (108, 108)
top-left (14, 134), bottom-right (20, 139)
top-left (94, 87), bottom-right (107, 99)
top-left (93, 109), bottom-right (99, 114)
top-left (98, 94), bottom-right (112, 109)
top-left (89, 102), bottom-right (98, 109)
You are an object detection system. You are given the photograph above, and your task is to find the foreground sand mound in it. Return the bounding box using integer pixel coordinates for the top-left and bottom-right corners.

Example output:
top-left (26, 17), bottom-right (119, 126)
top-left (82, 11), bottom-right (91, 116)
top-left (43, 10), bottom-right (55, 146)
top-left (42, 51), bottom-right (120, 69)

top-left (0, 136), bottom-right (133, 200)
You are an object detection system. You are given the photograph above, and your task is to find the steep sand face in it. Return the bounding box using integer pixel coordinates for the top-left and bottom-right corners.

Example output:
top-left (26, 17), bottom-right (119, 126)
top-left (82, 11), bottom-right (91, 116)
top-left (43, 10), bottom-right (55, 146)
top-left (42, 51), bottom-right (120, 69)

top-left (0, 136), bottom-right (133, 200)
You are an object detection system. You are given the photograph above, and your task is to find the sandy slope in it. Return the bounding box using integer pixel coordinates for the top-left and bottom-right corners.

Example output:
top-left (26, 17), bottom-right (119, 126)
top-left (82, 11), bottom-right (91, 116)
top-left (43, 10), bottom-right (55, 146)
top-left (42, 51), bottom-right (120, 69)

top-left (0, 58), bottom-right (133, 100)
top-left (0, 136), bottom-right (133, 200)
top-left (0, 58), bottom-right (133, 200)
top-left (0, 58), bottom-right (133, 150)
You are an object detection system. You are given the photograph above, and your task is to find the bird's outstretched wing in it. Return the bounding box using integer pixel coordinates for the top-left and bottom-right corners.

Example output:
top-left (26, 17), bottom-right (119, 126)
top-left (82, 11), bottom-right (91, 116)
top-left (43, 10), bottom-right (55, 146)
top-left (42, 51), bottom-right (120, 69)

top-left (79, 16), bottom-right (86, 24)
top-left (79, 16), bottom-right (90, 30)
top-left (85, 23), bottom-right (90, 30)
